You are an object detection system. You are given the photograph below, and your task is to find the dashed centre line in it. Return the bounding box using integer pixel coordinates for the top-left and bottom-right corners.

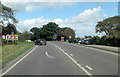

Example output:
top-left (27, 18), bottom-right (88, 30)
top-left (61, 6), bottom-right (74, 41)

top-left (50, 43), bottom-right (92, 77)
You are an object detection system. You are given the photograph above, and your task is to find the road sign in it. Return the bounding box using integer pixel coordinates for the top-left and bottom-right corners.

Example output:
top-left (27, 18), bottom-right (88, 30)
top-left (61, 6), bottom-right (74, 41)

top-left (6, 35), bottom-right (18, 40)
top-left (61, 37), bottom-right (64, 42)
top-left (11, 32), bottom-right (14, 35)
top-left (2, 35), bottom-right (5, 40)
top-left (69, 36), bottom-right (71, 39)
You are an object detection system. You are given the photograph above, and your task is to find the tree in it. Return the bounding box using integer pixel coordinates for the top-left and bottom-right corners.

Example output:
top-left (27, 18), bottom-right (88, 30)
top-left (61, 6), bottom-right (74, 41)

top-left (96, 16), bottom-right (120, 37)
top-left (6, 23), bottom-right (17, 34)
top-left (1, 3), bottom-right (18, 36)
top-left (76, 37), bottom-right (81, 40)
top-left (1, 4), bottom-right (18, 25)
top-left (30, 27), bottom-right (41, 40)
top-left (2, 23), bottom-right (17, 35)
top-left (91, 36), bottom-right (100, 44)
top-left (19, 31), bottom-right (31, 42)
top-left (62, 27), bottom-right (75, 39)
top-left (84, 35), bottom-right (92, 39)
top-left (41, 22), bottom-right (62, 40)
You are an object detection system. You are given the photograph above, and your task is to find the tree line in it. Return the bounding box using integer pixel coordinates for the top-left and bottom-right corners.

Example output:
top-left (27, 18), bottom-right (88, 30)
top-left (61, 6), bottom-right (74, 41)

top-left (30, 22), bottom-right (75, 41)
top-left (83, 16), bottom-right (120, 47)
top-left (1, 3), bottom-right (120, 46)
top-left (1, 4), bottom-right (75, 42)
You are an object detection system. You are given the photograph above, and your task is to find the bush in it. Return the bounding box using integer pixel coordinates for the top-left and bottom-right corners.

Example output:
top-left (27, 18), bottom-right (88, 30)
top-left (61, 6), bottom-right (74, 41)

top-left (91, 36), bottom-right (100, 45)
top-left (91, 35), bottom-right (120, 47)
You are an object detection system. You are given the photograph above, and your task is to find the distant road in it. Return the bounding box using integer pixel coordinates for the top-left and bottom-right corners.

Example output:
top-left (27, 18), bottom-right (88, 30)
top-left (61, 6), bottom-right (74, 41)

top-left (1, 42), bottom-right (118, 76)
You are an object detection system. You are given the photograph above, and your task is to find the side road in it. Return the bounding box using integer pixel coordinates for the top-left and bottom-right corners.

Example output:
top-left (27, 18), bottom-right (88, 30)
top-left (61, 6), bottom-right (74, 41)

top-left (83, 44), bottom-right (119, 53)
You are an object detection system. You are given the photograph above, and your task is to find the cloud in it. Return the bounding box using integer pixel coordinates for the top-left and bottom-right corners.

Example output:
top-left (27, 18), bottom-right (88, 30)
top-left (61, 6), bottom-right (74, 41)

top-left (1, 0), bottom-right (119, 12)
top-left (25, 5), bottom-right (34, 12)
top-left (70, 6), bottom-right (102, 23)
top-left (1, 2), bottom-right (77, 12)
top-left (16, 17), bottom-right (51, 32)
top-left (16, 6), bottom-right (106, 37)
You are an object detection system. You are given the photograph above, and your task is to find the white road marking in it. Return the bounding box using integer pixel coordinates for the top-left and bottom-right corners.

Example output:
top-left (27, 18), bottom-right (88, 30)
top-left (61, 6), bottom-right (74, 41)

top-left (84, 46), bottom-right (118, 56)
top-left (69, 54), bottom-right (73, 57)
top-left (85, 65), bottom-right (93, 71)
top-left (60, 42), bottom-right (118, 56)
top-left (50, 43), bottom-right (92, 76)
top-left (0, 46), bottom-right (38, 76)
top-left (45, 52), bottom-right (54, 59)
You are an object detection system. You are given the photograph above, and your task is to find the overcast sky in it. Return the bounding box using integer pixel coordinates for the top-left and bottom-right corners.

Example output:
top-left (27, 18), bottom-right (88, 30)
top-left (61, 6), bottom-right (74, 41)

top-left (1, 0), bottom-right (118, 37)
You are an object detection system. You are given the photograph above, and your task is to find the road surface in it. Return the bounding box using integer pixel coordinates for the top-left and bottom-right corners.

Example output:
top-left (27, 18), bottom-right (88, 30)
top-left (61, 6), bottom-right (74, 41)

top-left (1, 42), bottom-right (119, 76)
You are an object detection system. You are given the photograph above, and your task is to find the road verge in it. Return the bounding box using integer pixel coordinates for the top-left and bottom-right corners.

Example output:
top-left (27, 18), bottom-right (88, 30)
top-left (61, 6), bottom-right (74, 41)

top-left (85, 45), bottom-right (119, 54)
top-left (2, 42), bottom-right (34, 67)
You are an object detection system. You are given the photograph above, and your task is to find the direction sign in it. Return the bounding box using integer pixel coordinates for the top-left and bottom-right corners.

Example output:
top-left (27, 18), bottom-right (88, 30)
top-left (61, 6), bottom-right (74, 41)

top-left (6, 35), bottom-right (18, 40)
top-left (14, 35), bottom-right (18, 40)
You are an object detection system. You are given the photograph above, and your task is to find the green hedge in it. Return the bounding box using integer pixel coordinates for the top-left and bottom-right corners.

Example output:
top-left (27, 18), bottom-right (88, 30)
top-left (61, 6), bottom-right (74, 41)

top-left (91, 35), bottom-right (120, 47)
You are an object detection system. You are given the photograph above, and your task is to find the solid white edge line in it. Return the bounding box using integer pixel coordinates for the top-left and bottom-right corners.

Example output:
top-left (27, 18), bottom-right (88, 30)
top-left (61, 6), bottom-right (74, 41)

top-left (85, 65), bottom-right (93, 71)
top-left (50, 43), bottom-right (92, 76)
top-left (61, 42), bottom-right (118, 56)
top-left (72, 43), bottom-right (118, 56)
top-left (0, 45), bottom-right (38, 76)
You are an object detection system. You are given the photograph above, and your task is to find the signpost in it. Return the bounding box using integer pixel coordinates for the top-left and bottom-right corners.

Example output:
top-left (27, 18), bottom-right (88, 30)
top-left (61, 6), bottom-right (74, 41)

top-left (69, 36), bottom-right (71, 39)
top-left (2, 35), bottom-right (5, 40)
top-left (6, 35), bottom-right (18, 40)
top-left (11, 32), bottom-right (14, 35)
top-left (61, 37), bottom-right (64, 42)
top-left (6, 35), bottom-right (18, 44)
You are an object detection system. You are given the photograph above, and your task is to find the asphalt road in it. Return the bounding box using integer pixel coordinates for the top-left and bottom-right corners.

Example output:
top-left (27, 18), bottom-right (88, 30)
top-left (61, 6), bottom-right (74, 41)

top-left (2, 42), bottom-right (118, 76)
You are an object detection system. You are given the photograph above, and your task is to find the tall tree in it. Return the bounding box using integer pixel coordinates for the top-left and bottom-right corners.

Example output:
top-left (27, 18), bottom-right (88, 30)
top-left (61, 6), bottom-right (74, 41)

top-left (96, 16), bottom-right (120, 37)
top-left (62, 27), bottom-right (75, 39)
top-left (30, 27), bottom-right (41, 40)
top-left (41, 22), bottom-right (62, 40)
top-left (2, 23), bottom-right (17, 35)
top-left (0, 3), bottom-right (18, 25)
top-left (1, 3), bottom-right (18, 35)
top-left (6, 23), bottom-right (17, 34)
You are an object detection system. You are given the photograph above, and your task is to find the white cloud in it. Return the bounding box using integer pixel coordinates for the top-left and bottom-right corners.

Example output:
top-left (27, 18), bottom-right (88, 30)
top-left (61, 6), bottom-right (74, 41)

top-left (16, 6), bottom-right (106, 37)
top-left (1, 2), bottom-right (77, 12)
top-left (25, 5), bottom-right (34, 12)
top-left (53, 19), bottom-right (63, 24)
top-left (70, 6), bottom-right (102, 23)
top-left (16, 17), bottom-right (51, 32)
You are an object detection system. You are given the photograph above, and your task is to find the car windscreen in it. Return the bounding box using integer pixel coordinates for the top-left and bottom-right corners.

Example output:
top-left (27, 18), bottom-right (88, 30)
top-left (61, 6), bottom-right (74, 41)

top-left (40, 39), bottom-right (46, 41)
top-left (37, 39), bottom-right (40, 41)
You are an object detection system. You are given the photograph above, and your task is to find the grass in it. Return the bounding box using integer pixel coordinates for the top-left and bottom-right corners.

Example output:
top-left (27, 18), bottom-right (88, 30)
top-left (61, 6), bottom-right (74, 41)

top-left (2, 41), bottom-right (34, 66)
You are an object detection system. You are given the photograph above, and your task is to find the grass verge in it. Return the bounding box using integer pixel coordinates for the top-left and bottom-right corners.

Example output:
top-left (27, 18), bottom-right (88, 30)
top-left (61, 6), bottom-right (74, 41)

top-left (2, 41), bottom-right (34, 66)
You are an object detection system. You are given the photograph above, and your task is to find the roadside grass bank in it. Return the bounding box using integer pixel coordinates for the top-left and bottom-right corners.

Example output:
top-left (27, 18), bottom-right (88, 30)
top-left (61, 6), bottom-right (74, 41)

top-left (0, 39), bottom-right (2, 68)
top-left (2, 41), bottom-right (34, 66)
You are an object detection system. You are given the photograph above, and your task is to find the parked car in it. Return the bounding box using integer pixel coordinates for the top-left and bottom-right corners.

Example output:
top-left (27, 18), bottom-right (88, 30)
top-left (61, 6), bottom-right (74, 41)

top-left (69, 39), bottom-right (78, 43)
top-left (83, 39), bottom-right (91, 45)
top-left (78, 40), bottom-right (84, 44)
top-left (35, 38), bottom-right (47, 45)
